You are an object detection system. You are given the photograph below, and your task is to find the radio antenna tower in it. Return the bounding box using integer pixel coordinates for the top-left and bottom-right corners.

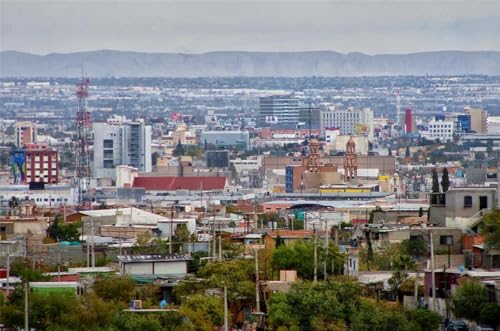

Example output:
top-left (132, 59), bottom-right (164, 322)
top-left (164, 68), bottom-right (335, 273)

top-left (396, 90), bottom-right (401, 126)
top-left (75, 77), bottom-right (91, 210)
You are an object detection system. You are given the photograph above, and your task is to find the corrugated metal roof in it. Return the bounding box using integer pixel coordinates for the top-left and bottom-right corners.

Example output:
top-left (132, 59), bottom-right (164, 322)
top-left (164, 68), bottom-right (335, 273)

top-left (117, 254), bottom-right (193, 263)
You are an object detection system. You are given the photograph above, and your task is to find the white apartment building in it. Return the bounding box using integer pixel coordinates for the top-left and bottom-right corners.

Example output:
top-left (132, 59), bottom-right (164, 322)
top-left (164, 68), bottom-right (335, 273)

top-left (319, 106), bottom-right (374, 140)
top-left (422, 120), bottom-right (454, 142)
top-left (230, 157), bottom-right (262, 173)
top-left (15, 121), bottom-right (37, 147)
top-left (93, 118), bottom-right (152, 180)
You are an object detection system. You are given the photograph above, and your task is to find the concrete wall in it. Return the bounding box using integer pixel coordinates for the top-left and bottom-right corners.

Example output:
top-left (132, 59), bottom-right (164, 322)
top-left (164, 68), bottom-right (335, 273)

top-left (428, 228), bottom-right (463, 255)
top-left (100, 226), bottom-right (153, 239)
top-left (372, 210), bottom-right (423, 224)
top-left (429, 206), bottom-right (446, 227)
top-left (434, 254), bottom-right (465, 268)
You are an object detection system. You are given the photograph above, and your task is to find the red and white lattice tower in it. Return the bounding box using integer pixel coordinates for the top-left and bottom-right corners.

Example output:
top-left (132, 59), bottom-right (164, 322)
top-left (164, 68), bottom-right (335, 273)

top-left (75, 78), bottom-right (91, 210)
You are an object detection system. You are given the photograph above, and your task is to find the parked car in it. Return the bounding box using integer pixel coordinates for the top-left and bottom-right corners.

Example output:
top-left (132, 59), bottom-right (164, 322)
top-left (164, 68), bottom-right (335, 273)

top-left (475, 326), bottom-right (494, 331)
top-left (447, 320), bottom-right (469, 331)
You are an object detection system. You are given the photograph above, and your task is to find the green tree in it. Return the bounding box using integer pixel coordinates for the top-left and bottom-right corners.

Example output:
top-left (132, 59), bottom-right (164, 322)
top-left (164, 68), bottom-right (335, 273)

top-left (180, 294), bottom-right (225, 331)
top-left (182, 259), bottom-right (255, 322)
top-left (92, 274), bottom-right (136, 304)
top-left (431, 168), bottom-right (440, 193)
top-left (441, 167), bottom-right (450, 192)
top-left (47, 215), bottom-right (80, 242)
top-left (401, 239), bottom-right (428, 258)
top-left (451, 280), bottom-right (488, 322)
top-left (173, 140), bottom-right (185, 157)
top-left (350, 300), bottom-right (416, 331)
top-left (268, 281), bottom-right (360, 330)
top-left (9, 257), bottom-right (49, 281)
top-left (388, 255), bottom-right (417, 302)
top-left (131, 232), bottom-right (169, 255)
top-left (480, 303), bottom-right (500, 328)
top-left (480, 209), bottom-right (500, 249)
top-left (272, 240), bottom-right (343, 280)
top-left (172, 224), bottom-right (193, 253)
top-left (359, 244), bottom-right (402, 271)
top-left (406, 308), bottom-right (442, 331)
top-left (0, 151), bottom-right (9, 170)
top-left (113, 310), bottom-right (191, 331)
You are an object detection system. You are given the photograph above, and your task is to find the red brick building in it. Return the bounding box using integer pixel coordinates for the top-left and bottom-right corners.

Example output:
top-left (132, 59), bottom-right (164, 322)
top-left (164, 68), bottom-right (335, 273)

top-left (25, 144), bottom-right (59, 184)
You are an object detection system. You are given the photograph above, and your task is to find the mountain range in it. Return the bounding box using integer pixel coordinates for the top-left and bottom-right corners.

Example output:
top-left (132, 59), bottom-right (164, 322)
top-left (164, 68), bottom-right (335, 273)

top-left (1, 50), bottom-right (500, 77)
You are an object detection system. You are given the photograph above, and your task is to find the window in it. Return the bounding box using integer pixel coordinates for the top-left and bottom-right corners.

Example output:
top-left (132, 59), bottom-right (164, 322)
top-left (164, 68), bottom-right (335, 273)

top-left (103, 139), bottom-right (113, 149)
top-left (464, 196), bottom-right (472, 208)
top-left (103, 160), bottom-right (114, 168)
top-left (440, 235), bottom-right (453, 245)
top-left (103, 150), bottom-right (113, 159)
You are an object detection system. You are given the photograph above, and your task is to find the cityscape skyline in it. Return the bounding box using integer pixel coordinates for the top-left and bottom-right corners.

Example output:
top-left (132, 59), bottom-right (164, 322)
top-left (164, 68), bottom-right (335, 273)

top-left (1, 0), bottom-right (500, 55)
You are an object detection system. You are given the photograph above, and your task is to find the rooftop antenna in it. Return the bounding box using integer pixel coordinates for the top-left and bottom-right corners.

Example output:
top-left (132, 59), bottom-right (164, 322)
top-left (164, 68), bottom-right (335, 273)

top-left (309, 102), bottom-right (312, 140)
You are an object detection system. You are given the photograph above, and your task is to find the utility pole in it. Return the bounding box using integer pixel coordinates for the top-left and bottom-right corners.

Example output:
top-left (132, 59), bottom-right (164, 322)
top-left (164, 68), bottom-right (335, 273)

top-left (118, 237), bottom-right (122, 257)
top-left (212, 211), bottom-right (216, 259)
top-left (169, 206), bottom-right (174, 254)
top-left (223, 286), bottom-right (228, 331)
top-left (57, 246), bottom-right (61, 282)
top-left (324, 220), bottom-right (329, 281)
top-left (85, 219), bottom-right (89, 268)
top-left (255, 249), bottom-right (260, 313)
top-left (24, 281), bottom-right (29, 331)
top-left (313, 225), bottom-right (317, 282)
top-left (6, 249), bottom-right (10, 295)
top-left (414, 270), bottom-right (419, 304)
top-left (218, 235), bottom-right (222, 261)
top-left (430, 230), bottom-right (436, 312)
top-left (91, 218), bottom-right (95, 268)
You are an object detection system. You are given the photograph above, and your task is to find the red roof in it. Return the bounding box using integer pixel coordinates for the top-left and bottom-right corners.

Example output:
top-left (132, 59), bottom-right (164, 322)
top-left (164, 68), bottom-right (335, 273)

top-left (132, 176), bottom-right (227, 191)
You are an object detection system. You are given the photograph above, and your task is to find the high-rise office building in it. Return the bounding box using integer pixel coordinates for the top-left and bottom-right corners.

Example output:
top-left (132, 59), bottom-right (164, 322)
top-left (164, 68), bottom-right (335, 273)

top-left (93, 117), bottom-right (152, 180)
top-left (319, 106), bottom-right (374, 140)
top-left (464, 107), bottom-right (488, 133)
top-left (258, 95), bottom-right (299, 128)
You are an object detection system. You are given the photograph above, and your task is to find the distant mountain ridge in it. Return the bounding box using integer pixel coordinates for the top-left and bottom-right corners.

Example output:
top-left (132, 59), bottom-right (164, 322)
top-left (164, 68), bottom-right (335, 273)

top-left (1, 50), bottom-right (500, 77)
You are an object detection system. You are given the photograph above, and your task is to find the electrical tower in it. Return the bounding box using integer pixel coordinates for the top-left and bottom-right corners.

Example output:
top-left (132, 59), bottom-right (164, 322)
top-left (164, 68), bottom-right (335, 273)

top-left (74, 78), bottom-right (91, 210)
top-left (396, 90), bottom-right (401, 126)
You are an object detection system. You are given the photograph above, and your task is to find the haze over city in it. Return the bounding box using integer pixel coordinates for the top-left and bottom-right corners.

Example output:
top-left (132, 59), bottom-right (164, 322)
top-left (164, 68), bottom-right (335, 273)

top-left (2, 0), bottom-right (500, 55)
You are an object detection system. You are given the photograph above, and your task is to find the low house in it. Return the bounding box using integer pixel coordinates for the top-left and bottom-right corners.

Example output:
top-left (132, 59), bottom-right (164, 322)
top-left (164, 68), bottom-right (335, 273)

top-left (0, 216), bottom-right (48, 238)
top-left (118, 254), bottom-right (193, 277)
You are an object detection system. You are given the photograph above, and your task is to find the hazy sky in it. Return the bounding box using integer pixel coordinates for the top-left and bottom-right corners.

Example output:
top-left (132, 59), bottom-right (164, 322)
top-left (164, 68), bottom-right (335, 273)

top-left (1, 0), bottom-right (500, 55)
